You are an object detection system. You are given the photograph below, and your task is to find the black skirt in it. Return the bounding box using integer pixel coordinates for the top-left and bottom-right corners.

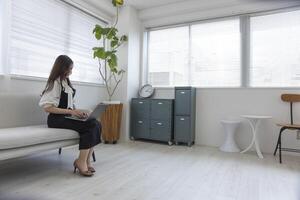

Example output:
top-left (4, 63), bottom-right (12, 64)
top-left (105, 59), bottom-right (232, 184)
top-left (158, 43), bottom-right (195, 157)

top-left (47, 114), bottom-right (102, 150)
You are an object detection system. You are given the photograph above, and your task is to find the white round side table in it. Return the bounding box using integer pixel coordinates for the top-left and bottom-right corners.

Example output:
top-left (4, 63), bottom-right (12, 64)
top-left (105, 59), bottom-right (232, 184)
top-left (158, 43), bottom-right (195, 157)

top-left (220, 120), bottom-right (241, 152)
top-left (240, 115), bottom-right (272, 159)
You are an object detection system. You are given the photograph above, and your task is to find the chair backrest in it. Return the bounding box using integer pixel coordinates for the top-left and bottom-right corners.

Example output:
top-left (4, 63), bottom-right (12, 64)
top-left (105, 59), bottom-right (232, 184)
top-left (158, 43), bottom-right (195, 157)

top-left (281, 94), bottom-right (300, 102)
top-left (281, 94), bottom-right (300, 125)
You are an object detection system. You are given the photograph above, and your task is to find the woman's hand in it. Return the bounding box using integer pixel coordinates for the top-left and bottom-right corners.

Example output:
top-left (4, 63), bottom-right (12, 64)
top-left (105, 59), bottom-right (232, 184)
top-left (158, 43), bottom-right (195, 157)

top-left (43, 106), bottom-right (88, 118)
top-left (70, 109), bottom-right (88, 118)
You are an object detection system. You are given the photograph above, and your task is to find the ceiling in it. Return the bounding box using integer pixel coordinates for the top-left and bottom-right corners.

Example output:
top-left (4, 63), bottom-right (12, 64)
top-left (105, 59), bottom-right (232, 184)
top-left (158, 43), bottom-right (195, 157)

top-left (104, 0), bottom-right (289, 10)
top-left (123, 0), bottom-right (187, 10)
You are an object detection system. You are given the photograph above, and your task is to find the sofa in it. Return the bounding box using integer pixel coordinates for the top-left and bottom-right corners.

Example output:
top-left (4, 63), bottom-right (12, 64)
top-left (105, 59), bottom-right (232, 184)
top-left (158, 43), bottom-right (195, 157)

top-left (0, 93), bottom-right (80, 161)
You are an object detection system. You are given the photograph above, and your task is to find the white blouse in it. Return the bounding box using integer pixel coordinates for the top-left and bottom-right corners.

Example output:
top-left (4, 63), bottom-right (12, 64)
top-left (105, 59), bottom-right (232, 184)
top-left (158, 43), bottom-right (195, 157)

top-left (39, 79), bottom-right (75, 109)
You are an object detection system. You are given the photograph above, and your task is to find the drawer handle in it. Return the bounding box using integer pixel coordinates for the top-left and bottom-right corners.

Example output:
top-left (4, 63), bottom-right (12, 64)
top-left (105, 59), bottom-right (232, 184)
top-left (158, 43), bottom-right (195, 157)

top-left (180, 118), bottom-right (185, 121)
top-left (157, 122), bottom-right (163, 125)
top-left (158, 102), bottom-right (163, 105)
top-left (138, 121), bottom-right (143, 124)
top-left (139, 102), bottom-right (143, 104)
top-left (180, 92), bottom-right (185, 94)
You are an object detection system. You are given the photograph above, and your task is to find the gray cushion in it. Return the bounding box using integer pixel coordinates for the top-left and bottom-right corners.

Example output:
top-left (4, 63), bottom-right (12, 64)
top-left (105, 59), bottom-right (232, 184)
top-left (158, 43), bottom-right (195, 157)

top-left (0, 93), bottom-right (47, 129)
top-left (0, 125), bottom-right (79, 150)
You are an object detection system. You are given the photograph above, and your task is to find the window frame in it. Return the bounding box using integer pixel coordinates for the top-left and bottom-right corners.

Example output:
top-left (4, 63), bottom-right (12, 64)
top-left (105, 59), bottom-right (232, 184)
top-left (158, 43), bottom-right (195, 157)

top-left (144, 6), bottom-right (300, 89)
top-left (1, 0), bottom-right (109, 86)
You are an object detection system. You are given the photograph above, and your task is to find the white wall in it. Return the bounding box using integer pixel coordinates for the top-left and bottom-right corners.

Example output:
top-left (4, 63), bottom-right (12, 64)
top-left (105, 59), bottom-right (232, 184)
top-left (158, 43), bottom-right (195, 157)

top-left (113, 6), bottom-right (129, 142)
top-left (123, 7), bottom-right (142, 142)
top-left (153, 88), bottom-right (300, 154)
top-left (113, 5), bottom-right (142, 142)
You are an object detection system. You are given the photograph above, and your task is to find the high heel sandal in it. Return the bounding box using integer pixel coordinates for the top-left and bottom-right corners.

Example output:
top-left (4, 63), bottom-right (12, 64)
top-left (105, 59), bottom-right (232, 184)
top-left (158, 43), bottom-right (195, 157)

top-left (88, 166), bottom-right (96, 173)
top-left (73, 160), bottom-right (94, 177)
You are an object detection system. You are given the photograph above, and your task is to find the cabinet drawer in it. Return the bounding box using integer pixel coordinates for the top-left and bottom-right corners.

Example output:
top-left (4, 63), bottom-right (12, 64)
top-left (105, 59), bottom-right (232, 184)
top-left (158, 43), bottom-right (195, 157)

top-left (174, 116), bottom-right (191, 142)
top-left (150, 120), bottom-right (171, 141)
top-left (151, 99), bottom-right (173, 120)
top-left (131, 118), bottom-right (150, 139)
top-left (131, 99), bottom-right (150, 119)
top-left (175, 90), bottom-right (191, 115)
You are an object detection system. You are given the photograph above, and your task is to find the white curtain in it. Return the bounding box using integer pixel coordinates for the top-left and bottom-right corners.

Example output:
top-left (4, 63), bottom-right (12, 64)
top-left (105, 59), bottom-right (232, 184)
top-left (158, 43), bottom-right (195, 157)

top-left (9, 0), bottom-right (106, 83)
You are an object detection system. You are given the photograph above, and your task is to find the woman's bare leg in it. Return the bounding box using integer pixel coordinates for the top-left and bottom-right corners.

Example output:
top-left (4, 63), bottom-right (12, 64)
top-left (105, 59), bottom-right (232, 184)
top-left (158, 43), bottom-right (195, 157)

top-left (76, 149), bottom-right (90, 171)
top-left (87, 148), bottom-right (94, 167)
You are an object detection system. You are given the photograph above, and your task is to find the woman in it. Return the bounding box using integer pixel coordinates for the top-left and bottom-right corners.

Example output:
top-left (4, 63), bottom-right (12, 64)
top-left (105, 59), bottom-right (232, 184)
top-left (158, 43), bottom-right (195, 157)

top-left (39, 55), bottom-right (101, 177)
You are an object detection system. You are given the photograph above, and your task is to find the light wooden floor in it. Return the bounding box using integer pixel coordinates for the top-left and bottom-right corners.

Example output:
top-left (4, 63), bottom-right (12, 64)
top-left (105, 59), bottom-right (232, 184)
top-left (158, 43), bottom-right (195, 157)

top-left (0, 141), bottom-right (299, 200)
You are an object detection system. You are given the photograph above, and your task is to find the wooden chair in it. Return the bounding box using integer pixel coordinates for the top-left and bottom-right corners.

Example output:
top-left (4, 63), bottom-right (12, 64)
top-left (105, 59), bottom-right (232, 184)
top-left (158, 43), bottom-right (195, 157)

top-left (273, 94), bottom-right (300, 163)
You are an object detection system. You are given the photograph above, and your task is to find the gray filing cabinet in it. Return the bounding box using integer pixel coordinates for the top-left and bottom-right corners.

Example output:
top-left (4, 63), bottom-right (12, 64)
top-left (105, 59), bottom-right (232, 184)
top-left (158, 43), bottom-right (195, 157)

top-left (130, 98), bottom-right (174, 145)
top-left (174, 87), bottom-right (196, 146)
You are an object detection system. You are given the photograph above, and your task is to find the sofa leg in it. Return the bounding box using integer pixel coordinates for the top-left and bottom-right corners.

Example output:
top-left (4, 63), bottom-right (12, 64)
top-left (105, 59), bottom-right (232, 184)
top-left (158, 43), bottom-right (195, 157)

top-left (92, 151), bottom-right (96, 162)
top-left (58, 148), bottom-right (62, 155)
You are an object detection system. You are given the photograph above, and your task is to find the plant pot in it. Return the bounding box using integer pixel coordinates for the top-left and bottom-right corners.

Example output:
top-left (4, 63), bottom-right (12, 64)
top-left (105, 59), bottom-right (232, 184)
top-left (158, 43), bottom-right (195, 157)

top-left (99, 102), bottom-right (123, 144)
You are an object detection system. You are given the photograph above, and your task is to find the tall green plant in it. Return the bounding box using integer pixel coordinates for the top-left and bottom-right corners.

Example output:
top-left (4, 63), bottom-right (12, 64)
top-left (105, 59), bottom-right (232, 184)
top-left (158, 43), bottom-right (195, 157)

top-left (92, 0), bottom-right (128, 101)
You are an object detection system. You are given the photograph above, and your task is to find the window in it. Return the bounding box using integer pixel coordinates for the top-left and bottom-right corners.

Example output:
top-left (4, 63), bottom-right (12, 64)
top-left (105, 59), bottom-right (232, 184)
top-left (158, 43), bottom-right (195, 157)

top-left (191, 19), bottom-right (240, 87)
top-left (9, 0), bottom-right (106, 83)
top-left (148, 27), bottom-right (189, 86)
top-left (146, 9), bottom-right (300, 88)
top-left (147, 19), bottom-right (241, 87)
top-left (250, 10), bottom-right (300, 87)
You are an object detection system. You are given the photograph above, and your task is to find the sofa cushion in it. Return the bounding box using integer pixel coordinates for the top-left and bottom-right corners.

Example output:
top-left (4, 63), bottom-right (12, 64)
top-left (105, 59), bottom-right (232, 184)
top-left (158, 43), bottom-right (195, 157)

top-left (0, 125), bottom-right (79, 150)
top-left (0, 93), bottom-right (47, 129)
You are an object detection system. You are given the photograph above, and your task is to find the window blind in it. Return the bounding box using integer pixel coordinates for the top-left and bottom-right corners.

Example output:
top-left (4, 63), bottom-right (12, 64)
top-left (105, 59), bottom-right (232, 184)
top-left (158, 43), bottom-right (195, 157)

top-left (147, 19), bottom-right (241, 87)
top-left (9, 0), bottom-right (106, 83)
top-left (190, 19), bottom-right (241, 87)
top-left (148, 26), bottom-right (189, 86)
top-left (0, 0), bottom-right (3, 74)
top-left (250, 10), bottom-right (300, 87)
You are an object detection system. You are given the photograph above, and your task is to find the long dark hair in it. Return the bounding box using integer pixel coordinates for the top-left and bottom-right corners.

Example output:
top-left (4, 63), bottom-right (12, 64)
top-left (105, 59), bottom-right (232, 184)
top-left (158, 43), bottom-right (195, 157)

top-left (42, 55), bottom-right (74, 95)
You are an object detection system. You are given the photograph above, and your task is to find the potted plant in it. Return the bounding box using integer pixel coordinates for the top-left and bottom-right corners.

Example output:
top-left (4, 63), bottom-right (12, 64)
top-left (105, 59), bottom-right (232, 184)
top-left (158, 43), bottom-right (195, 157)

top-left (92, 0), bottom-right (128, 102)
top-left (92, 0), bottom-right (127, 144)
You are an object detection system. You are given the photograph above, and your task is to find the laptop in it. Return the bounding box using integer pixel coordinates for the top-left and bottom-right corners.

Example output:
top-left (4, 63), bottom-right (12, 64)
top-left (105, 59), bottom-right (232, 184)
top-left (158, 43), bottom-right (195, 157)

top-left (65, 103), bottom-right (108, 121)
